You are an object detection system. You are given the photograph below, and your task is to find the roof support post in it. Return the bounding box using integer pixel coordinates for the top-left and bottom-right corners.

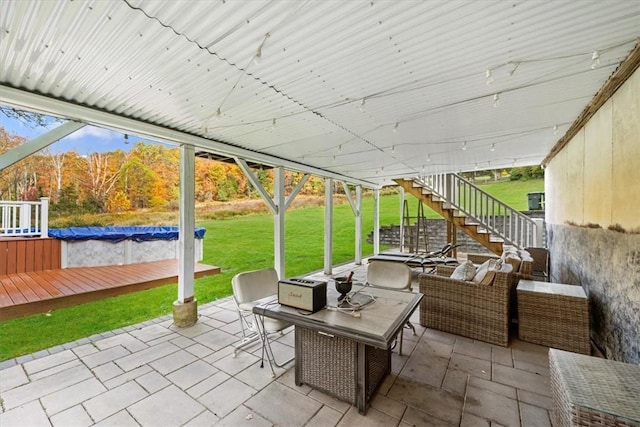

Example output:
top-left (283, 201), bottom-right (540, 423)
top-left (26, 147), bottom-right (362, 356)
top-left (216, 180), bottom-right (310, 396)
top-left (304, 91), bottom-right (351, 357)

top-left (399, 186), bottom-right (405, 252)
top-left (0, 121), bottom-right (86, 170)
top-left (373, 188), bottom-right (380, 255)
top-left (178, 143), bottom-right (195, 303)
top-left (174, 143), bottom-right (198, 326)
top-left (340, 182), bottom-right (362, 264)
top-left (274, 166), bottom-right (285, 278)
top-left (324, 178), bottom-right (333, 275)
top-left (355, 185), bottom-right (362, 265)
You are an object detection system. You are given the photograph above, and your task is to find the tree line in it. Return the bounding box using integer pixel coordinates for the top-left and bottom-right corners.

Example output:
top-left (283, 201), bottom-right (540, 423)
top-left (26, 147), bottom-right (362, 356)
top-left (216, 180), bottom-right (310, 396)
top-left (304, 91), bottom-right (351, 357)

top-left (0, 127), bottom-right (326, 215)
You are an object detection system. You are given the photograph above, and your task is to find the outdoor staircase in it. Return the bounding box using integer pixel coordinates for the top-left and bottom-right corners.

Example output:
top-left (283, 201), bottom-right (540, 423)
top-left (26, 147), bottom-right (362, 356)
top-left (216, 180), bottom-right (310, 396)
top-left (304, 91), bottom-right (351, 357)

top-left (395, 174), bottom-right (539, 255)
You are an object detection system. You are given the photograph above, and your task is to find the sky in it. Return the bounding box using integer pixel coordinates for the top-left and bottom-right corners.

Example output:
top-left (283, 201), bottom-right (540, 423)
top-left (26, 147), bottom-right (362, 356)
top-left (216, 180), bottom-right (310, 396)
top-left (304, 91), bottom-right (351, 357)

top-left (0, 107), bottom-right (167, 155)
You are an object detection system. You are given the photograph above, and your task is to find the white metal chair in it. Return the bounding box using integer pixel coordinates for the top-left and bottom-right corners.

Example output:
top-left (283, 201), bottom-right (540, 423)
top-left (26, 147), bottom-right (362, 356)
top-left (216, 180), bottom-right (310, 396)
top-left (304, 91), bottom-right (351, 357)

top-left (366, 260), bottom-right (415, 355)
top-left (231, 268), bottom-right (293, 377)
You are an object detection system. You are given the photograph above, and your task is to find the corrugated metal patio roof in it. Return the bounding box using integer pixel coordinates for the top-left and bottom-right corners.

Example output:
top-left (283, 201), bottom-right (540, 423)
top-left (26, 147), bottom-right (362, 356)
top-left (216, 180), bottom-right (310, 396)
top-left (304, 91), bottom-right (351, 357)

top-left (1, 0), bottom-right (638, 187)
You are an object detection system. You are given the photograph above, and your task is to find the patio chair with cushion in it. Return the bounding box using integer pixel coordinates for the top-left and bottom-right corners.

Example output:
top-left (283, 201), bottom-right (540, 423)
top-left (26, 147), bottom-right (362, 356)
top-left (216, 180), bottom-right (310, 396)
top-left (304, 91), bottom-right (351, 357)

top-left (366, 260), bottom-right (415, 355)
top-left (231, 268), bottom-right (294, 377)
top-left (419, 262), bottom-right (514, 346)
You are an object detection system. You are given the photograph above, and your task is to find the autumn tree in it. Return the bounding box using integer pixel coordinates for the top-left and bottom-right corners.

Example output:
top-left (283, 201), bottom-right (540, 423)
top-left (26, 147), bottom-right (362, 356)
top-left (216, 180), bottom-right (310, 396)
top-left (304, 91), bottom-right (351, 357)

top-left (82, 151), bottom-right (127, 212)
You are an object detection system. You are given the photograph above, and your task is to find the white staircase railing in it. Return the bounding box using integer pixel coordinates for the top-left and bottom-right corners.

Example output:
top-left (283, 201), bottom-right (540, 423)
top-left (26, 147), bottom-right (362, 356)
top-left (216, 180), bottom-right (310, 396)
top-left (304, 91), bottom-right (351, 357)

top-left (416, 174), bottom-right (539, 248)
top-left (0, 197), bottom-right (49, 237)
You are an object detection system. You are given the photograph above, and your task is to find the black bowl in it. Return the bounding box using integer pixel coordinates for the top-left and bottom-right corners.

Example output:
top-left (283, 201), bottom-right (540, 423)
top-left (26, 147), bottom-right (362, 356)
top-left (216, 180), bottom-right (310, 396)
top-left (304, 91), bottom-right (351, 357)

top-left (334, 277), bottom-right (352, 296)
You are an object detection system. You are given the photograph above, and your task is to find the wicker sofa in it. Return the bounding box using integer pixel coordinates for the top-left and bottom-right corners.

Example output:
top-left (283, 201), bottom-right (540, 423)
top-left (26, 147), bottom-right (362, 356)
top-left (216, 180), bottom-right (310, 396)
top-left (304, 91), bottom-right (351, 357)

top-left (467, 249), bottom-right (534, 281)
top-left (419, 263), bottom-right (514, 347)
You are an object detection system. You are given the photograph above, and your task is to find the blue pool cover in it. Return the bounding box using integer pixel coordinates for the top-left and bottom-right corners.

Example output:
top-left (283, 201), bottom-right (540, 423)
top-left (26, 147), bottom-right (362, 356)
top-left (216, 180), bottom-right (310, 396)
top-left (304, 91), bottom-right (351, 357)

top-left (48, 226), bottom-right (206, 242)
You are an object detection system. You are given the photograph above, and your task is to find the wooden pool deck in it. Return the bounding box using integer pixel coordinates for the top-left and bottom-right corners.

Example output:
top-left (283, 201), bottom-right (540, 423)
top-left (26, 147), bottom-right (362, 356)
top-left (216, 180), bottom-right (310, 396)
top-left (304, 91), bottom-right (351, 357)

top-left (0, 260), bottom-right (220, 320)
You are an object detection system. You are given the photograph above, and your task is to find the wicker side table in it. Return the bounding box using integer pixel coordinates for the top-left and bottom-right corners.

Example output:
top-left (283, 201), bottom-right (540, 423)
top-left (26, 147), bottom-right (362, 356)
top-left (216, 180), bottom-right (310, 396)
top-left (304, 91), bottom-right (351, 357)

top-left (517, 280), bottom-right (590, 354)
top-left (550, 349), bottom-right (640, 427)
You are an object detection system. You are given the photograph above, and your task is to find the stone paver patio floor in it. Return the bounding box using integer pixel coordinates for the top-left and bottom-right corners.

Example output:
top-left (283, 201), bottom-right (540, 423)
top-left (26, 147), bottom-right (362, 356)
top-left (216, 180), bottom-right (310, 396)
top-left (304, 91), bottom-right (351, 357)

top-left (0, 264), bottom-right (554, 426)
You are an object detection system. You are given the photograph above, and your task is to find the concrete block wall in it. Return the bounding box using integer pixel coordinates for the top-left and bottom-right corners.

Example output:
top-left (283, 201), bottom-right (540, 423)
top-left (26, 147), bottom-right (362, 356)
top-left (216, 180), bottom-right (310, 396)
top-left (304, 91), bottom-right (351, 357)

top-left (369, 211), bottom-right (546, 255)
top-left (548, 224), bottom-right (640, 363)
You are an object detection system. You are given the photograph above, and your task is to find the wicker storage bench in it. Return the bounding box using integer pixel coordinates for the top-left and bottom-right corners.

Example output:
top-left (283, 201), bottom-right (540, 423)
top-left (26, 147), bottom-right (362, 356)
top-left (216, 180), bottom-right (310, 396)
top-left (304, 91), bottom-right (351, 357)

top-left (517, 280), bottom-right (590, 354)
top-left (550, 349), bottom-right (640, 426)
top-left (296, 326), bottom-right (390, 406)
top-left (419, 264), bottom-right (513, 346)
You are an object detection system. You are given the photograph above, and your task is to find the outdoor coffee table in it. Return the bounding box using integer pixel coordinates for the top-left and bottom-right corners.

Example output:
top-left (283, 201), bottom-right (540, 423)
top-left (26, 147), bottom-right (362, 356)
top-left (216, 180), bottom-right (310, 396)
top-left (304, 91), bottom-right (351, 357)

top-left (254, 285), bottom-right (422, 414)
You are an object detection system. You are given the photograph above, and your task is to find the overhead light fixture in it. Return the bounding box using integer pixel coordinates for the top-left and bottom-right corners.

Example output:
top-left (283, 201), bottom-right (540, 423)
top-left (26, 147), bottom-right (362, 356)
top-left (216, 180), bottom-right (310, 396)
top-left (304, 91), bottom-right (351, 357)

top-left (553, 125), bottom-right (559, 135)
top-left (485, 69), bottom-right (493, 85)
top-left (124, 134), bottom-right (129, 144)
top-left (392, 122), bottom-right (399, 132)
top-left (254, 46), bottom-right (262, 64)
top-left (271, 118), bottom-right (276, 130)
top-left (591, 50), bottom-right (600, 69)
top-left (391, 145), bottom-right (395, 153)
top-left (359, 98), bottom-right (366, 112)
top-left (490, 143), bottom-right (495, 152)
top-left (254, 33), bottom-right (270, 65)
top-left (215, 107), bottom-right (221, 118)
top-left (475, 162), bottom-right (479, 170)
top-left (462, 141), bottom-right (467, 151)
top-left (426, 153), bottom-right (431, 162)
top-left (493, 93), bottom-right (500, 108)
top-left (338, 144), bottom-right (342, 154)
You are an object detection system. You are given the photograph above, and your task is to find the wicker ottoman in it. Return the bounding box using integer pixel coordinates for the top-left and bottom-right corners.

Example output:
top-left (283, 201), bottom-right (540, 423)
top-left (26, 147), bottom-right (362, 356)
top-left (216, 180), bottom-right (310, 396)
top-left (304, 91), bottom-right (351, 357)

top-left (550, 349), bottom-right (640, 427)
top-left (517, 280), bottom-right (590, 354)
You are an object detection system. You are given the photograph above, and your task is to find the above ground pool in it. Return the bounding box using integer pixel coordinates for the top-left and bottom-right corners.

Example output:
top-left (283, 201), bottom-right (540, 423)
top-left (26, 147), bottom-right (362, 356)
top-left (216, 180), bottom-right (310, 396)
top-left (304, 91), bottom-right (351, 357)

top-left (48, 226), bottom-right (206, 268)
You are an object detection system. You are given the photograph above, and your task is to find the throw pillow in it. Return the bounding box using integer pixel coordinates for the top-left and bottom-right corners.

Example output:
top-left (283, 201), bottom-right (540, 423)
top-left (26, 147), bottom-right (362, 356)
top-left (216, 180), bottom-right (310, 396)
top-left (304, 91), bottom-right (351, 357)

top-left (451, 260), bottom-right (476, 281)
top-left (504, 253), bottom-right (521, 272)
top-left (480, 259), bottom-right (503, 286)
top-left (472, 260), bottom-right (491, 284)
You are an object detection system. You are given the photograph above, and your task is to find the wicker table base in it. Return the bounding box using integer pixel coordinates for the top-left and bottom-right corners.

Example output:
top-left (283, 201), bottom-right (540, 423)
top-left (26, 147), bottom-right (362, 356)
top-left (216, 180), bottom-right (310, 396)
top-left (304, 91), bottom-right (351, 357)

top-left (550, 349), bottom-right (640, 427)
top-left (295, 326), bottom-right (390, 413)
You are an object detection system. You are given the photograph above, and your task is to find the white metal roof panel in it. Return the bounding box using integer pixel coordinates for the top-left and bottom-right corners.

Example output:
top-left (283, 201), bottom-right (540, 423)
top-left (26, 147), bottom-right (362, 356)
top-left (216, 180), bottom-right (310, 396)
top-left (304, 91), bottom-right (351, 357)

top-left (1, 0), bottom-right (638, 186)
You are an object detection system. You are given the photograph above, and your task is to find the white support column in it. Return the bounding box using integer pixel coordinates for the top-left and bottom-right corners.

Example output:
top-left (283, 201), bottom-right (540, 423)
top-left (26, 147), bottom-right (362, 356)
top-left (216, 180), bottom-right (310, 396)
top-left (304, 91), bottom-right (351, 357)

top-left (373, 188), bottom-right (380, 255)
top-left (355, 185), bottom-right (362, 265)
top-left (340, 181), bottom-right (362, 265)
top-left (274, 167), bottom-right (285, 278)
top-left (533, 218), bottom-right (544, 247)
top-left (399, 186), bottom-right (405, 252)
top-left (39, 197), bottom-right (49, 237)
top-left (174, 143), bottom-right (197, 327)
top-left (324, 178), bottom-right (333, 275)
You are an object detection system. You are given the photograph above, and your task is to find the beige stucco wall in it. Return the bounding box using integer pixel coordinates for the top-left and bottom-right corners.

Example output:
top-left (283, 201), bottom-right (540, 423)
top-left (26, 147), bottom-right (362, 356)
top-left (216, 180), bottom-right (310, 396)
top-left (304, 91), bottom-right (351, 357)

top-left (544, 66), bottom-right (640, 364)
top-left (546, 68), bottom-right (639, 229)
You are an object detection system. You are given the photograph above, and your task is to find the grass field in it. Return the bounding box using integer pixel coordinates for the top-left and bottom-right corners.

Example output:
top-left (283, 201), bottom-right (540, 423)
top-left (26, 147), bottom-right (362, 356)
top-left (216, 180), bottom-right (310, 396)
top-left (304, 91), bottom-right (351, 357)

top-left (0, 179), bottom-right (543, 361)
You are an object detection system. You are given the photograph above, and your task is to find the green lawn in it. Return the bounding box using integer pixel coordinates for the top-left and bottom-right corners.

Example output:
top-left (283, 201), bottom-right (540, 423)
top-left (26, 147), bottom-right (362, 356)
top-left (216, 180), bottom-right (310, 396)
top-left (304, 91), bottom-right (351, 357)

top-left (0, 179), bottom-right (543, 361)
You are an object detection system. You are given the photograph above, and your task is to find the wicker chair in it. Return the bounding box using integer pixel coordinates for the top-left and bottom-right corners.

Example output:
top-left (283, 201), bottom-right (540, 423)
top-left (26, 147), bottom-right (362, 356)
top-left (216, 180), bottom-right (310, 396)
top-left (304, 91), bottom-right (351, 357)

top-left (419, 263), bottom-right (514, 346)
